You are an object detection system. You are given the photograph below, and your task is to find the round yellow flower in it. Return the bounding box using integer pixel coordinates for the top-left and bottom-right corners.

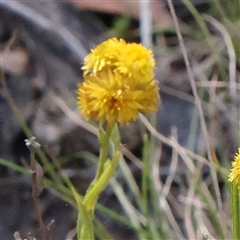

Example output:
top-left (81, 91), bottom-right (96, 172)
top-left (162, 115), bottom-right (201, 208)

top-left (228, 148), bottom-right (240, 188)
top-left (78, 38), bottom-right (159, 125)
top-left (115, 42), bottom-right (155, 80)
top-left (77, 71), bottom-right (159, 125)
top-left (82, 38), bottom-right (155, 81)
top-left (82, 38), bottom-right (126, 75)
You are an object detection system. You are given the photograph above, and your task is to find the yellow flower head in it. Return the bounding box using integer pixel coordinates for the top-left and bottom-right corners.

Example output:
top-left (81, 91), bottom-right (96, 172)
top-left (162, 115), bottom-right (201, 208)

top-left (77, 71), bottom-right (159, 125)
top-left (82, 38), bottom-right (125, 75)
top-left (82, 38), bottom-right (155, 81)
top-left (115, 42), bottom-right (155, 80)
top-left (78, 38), bottom-right (159, 125)
top-left (228, 148), bottom-right (240, 188)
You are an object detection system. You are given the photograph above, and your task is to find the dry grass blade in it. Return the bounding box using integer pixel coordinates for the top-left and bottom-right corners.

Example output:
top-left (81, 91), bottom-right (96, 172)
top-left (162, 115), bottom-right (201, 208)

top-left (153, 144), bottom-right (185, 239)
top-left (139, 114), bottom-right (211, 168)
top-left (167, 0), bottom-right (223, 220)
top-left (203, 14), bottom-right (237, 105)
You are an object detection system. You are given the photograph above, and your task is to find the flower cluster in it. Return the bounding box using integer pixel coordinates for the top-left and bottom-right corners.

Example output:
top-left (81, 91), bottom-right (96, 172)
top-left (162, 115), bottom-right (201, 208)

top-left (77, 38), bottom-right (159, 125)
top-left (228, 148), bottom-right (240, 188)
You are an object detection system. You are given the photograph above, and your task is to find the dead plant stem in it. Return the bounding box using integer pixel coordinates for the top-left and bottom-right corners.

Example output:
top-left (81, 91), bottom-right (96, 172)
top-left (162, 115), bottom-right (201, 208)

top-left (30, 152), bottom-right (47, 240)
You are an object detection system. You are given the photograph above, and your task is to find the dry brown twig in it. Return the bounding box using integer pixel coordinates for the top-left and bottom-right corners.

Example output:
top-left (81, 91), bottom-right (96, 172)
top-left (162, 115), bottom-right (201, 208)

top-left (25, 137), bottom-right (46, 240)
top-left (23, 137), bottom-right (56, 240)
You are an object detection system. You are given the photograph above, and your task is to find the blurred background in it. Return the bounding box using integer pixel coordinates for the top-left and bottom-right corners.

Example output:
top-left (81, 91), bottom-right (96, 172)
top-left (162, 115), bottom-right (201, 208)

top-left (1, 0), bottom-right (239, 239)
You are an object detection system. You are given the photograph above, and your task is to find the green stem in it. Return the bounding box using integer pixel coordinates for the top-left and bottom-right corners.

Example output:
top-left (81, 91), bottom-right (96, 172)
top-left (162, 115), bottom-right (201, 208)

top-left (83, 151), bottom-right (121, 211)
top-left (95, 123), bottom-right (113, 181)
top-left (232, 184), bottom-right (240, 239)
top-left (71, 186), bottom-right (94, 240)
top-left (78, 153), bottom-right (120, 240)
top-left (74, 122), bottom-right (119, 240)
top-left (78, 205), bottom-right (94, 240)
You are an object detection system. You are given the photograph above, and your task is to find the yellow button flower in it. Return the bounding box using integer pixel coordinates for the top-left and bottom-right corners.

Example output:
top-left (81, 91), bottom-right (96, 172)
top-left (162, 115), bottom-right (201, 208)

top-left (82, 38), bottom-right (155, 81)
top-left (77, 71), bottom-right (159, 125)
top-left (78, 38), bottom-right (159, 125)
top-left (228, 148), bottom-right (240, 188)
top-left (82, 38), bottom-right (125, 75)
top-left (114, 42), bottom-right (155, 81)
